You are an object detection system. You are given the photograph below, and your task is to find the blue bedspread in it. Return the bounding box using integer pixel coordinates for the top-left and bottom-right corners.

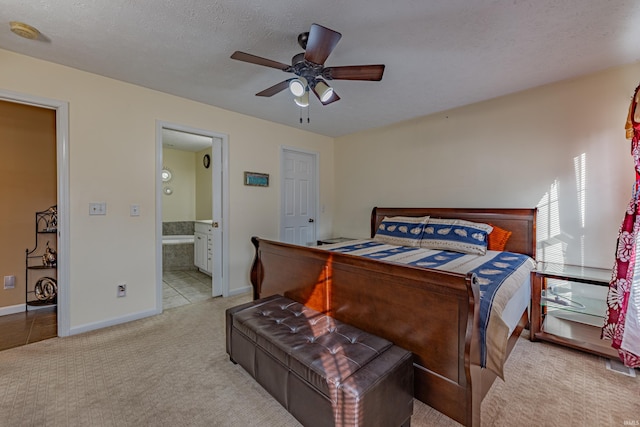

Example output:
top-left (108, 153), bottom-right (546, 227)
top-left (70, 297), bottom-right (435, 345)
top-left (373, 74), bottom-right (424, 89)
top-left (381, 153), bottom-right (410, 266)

top-left (322, 239), bottom-right (535, 376)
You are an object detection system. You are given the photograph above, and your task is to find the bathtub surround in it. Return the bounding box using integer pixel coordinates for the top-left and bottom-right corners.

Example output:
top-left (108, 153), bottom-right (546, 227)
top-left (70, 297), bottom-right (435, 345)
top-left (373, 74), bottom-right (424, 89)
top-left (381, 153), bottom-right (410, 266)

top-left (162, 221), bottom-right (199, 272)
top-left (162, 221), bottom-right (194, 236)
top-left (163, 235), bottom-right (195, 245)
top-left (162, 241), bottom-right (195, 271)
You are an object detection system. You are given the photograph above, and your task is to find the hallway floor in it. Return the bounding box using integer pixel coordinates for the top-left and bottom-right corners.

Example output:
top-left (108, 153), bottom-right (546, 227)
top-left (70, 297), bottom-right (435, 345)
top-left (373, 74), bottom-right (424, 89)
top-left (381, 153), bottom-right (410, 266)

top-left (0, 306), bottom-right (57, 351)
top-left (163, 269), bottom-right (213, 309)
top-left (0, 271), bottom-right (211, 352)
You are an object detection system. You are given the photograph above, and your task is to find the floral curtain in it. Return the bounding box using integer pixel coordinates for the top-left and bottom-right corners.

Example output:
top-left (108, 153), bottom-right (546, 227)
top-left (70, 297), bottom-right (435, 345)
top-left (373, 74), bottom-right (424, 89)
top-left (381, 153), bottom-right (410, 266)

top-left (602, 84), bottom-right (640, 368)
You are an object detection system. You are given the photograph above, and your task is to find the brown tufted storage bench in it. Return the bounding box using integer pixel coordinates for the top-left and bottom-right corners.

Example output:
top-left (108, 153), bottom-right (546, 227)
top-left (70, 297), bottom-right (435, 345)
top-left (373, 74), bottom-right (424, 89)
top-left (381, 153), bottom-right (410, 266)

top-left (226, 295), bottom-right (414, 427)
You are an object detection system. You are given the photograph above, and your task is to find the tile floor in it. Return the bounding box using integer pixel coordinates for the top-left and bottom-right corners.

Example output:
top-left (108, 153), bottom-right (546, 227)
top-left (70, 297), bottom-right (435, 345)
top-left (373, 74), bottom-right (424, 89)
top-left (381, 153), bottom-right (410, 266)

top-left (163, 269), bottom-right (213, 309)
top-left (0, 306), bottom-right (57, 351)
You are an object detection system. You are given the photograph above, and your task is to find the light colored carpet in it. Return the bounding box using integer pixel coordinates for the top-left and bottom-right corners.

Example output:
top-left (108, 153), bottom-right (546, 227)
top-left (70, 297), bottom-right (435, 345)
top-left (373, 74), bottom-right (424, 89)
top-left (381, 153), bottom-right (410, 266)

top-left (1, 294), bottom-right (638, 427)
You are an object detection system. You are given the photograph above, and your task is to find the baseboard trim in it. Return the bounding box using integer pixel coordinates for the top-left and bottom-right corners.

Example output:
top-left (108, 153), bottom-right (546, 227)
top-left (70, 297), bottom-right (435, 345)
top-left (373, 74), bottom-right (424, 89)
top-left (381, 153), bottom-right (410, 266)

top-left (228, 285), bottom-right (252, 297)
top-left (27, 304), bottom-right (57, 312)
top-left (0, 304), bottom-right (26, 316)
top-left (69, 308), bottom-right (159, 336)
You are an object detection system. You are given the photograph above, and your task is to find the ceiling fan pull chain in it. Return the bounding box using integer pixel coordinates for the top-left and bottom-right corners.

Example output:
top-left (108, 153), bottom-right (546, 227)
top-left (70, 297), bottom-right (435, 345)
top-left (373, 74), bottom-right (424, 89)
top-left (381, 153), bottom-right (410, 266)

top-left (299, 105), bottom-right (310, 124)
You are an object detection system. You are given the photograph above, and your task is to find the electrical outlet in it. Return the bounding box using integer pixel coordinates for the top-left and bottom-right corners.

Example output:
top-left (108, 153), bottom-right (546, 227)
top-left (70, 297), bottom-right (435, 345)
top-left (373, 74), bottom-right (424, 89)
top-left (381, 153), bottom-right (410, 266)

top-left (4, 275), bottom-right (15, 289)
top-left (117, 284), bottom-right (127, 297)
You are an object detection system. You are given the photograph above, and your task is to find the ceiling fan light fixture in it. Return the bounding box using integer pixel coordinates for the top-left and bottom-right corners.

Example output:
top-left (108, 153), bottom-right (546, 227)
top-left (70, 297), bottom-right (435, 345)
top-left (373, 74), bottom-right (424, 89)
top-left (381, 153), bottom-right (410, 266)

top-left (289, 77), bottom-right (307, 97)
top-left (314, 80), bottom-right (334, 103)
top-left (294, 91), bottom-right (309, 107)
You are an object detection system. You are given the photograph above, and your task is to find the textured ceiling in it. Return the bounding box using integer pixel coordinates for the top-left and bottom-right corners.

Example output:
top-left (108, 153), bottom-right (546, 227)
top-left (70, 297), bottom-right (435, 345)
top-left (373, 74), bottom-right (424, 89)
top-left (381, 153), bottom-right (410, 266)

top-left (162, 129), bottom-right (213, 152)
top-left (2, 1), bottom-right (640, 138)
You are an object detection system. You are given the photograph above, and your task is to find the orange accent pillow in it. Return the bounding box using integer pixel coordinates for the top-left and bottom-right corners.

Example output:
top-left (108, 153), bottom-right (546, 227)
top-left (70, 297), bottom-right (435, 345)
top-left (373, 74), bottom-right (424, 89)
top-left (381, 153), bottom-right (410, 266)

top-left (487, 224), bottom-right (512, 251)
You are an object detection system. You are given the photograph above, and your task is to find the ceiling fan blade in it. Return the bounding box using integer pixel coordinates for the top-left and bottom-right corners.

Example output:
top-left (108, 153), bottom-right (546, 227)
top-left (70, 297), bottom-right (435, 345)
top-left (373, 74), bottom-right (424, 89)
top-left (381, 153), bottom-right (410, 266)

top-left (230, 51), bottom-right (291, 71)
top-left (256, 80), bottom-right (291, 97)
top-left (304, 24), bottom-right (342, 65)
top-left (323, 65), bottom-right (385, 81)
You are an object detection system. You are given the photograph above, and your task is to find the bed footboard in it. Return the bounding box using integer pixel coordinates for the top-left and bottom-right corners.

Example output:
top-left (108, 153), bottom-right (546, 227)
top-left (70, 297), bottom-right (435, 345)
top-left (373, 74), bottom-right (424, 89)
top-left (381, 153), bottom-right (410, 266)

top-left (250, 236), bottom-right (481, 426)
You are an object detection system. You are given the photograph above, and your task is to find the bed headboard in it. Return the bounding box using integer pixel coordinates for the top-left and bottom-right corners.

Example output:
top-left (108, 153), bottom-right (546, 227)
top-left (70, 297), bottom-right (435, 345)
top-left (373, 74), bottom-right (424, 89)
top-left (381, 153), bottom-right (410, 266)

top-left (371, 207), bottom-right (537, 258)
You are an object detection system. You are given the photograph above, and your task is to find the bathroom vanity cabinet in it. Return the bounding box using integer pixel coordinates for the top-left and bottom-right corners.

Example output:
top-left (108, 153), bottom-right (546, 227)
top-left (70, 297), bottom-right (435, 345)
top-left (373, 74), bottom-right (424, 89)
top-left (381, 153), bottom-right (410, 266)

top-left (194, 221), bottom-right (213, 274)
top-left (25, 206), bottom-right (58, 310)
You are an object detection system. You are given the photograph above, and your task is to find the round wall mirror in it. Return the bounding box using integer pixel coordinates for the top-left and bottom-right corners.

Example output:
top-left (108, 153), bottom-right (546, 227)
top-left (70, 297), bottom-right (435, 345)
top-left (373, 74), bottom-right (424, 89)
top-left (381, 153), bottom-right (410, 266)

top-left (161, 168), bottom-right (172, 182)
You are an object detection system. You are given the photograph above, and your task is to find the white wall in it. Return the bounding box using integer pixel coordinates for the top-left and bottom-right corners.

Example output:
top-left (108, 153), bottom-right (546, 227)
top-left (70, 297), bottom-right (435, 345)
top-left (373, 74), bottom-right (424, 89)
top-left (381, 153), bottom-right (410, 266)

top-left (333, 62), bottom-right (640, 269)
top-left (1, 49), bottom-right (334, 332)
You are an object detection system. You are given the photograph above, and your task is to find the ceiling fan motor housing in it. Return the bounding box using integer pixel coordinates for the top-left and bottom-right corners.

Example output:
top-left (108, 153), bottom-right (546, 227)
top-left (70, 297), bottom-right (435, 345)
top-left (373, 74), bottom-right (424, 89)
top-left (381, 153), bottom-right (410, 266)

top-left (291, 52), bottom-right (306, 65)
top-left (297, 32), bottom-right (309, 49)
top-left (290, 53), bottom-right (326, 86)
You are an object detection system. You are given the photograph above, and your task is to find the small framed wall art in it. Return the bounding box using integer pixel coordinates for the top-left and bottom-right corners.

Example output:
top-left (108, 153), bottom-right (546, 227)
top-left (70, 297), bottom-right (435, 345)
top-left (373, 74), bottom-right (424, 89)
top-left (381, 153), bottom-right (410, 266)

top-left (244, 171), bottom-right (269, 187)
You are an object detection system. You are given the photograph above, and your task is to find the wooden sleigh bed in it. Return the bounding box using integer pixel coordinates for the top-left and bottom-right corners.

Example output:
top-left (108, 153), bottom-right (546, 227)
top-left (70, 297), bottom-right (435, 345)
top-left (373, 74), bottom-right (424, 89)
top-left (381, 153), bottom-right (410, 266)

top-left (250, 207), bottom-right (537, 427)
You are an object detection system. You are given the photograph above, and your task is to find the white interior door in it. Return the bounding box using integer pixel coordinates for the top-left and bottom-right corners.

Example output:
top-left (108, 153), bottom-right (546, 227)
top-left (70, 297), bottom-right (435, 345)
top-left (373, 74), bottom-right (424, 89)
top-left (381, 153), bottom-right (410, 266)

top-left (280, 148), bottom-right (318, 245)
top-left (210, 136), bottom-right (223, 297)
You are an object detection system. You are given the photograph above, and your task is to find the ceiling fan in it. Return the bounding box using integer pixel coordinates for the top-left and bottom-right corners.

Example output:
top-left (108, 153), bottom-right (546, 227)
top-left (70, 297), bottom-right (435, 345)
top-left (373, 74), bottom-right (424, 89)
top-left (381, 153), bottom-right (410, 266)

top-left (230, 23), bottom-right (385, 107)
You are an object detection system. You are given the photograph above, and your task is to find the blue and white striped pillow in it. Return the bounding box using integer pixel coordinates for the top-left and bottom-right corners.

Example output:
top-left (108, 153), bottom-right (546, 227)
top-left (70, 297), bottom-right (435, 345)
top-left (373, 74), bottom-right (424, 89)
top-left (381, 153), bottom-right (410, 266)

top-left (373, 216), bottom-right (429, 247)
top-left (420, 218), bottom-right (493, 255)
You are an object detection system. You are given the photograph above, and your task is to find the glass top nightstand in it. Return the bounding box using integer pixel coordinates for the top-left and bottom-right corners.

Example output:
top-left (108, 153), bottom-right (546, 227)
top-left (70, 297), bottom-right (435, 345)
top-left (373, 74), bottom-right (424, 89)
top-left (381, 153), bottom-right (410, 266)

top-left (316, 237), bottom-right (356, 246)
top-left (534, 262), bottom-right (612, 284)
top-left (530, 262), bottom-right (618, 359)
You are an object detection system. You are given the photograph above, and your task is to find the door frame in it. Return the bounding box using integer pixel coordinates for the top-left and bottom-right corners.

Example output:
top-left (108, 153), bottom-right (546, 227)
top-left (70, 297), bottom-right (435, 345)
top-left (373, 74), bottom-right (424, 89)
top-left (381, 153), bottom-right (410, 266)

top-left (0, 89), bottom-right (71, 337)
top-left (279, 146), bottom-right (319, 245)
top-left (155, 121), bottom-right (230, 307)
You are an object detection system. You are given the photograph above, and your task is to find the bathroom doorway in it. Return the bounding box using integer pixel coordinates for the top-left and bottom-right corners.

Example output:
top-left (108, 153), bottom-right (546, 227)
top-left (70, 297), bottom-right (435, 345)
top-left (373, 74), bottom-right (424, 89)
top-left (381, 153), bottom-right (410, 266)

top-left (156, 122), bottom-right (228, 311)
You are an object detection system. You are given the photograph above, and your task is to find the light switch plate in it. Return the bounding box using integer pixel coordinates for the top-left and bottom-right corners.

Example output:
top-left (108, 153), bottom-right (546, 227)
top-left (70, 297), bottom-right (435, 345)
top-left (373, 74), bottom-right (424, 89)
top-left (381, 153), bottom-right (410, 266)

top-left (130, 204), bottom-right (140, 216)
top-left (89, 202), bottom-right (106, 215)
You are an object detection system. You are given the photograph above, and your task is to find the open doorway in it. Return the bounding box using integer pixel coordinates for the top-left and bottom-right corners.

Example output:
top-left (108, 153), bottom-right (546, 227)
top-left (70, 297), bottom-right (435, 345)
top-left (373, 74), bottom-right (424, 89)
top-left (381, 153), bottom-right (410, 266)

top-left (156, 122), bottom-right (229, 311)
top-left (0, 90), bottom-right (70, 338)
